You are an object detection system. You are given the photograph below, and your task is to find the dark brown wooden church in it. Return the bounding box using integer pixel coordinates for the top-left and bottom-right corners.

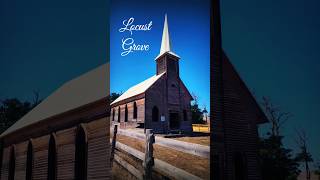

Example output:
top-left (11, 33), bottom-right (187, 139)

top-left (210, 1), bottom-right (268, 180)
top-left (111, 15), bottom-right (193, 134)
top-left (0, 64), bottom-right (110, 180)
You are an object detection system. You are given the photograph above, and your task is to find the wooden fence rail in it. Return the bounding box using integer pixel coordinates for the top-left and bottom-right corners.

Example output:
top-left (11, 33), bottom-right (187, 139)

top-left (114, 154), bottom-right (143, 179)
top-left (110, 126), bottom-right (203, 180)
top-left (115, 128), bottom-right (210, 158)
top-left (110, 124), bottom-right (118, 167)
top-left (113, 140), bottom-right (202, 180)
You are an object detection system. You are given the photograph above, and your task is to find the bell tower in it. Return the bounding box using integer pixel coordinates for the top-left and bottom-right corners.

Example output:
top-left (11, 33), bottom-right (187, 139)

top-left (155, 14), bottom-right (180, 78)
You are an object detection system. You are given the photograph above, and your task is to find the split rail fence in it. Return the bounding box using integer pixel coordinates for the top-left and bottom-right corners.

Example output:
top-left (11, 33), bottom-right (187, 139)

top-left (110, 125), bottom-right (209, 180)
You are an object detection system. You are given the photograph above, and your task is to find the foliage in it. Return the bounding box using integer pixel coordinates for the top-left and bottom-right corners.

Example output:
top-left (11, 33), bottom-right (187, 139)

top-left (0, 97), bottom-right (40, 134)
top-left (259, 96), bottom-right (300, 180)
top-left (191, 93), bottom-right (205, 124)
top-left (109, 92), bottom-right (121, 103)
top-left (259, 135), bottom-right (300, 180)
top-left (295, 129), bottom-right (313, 180)
top-left (261, 96), bottom-right (291, 137)
top-left (314, 160), bottom-right (320, 180)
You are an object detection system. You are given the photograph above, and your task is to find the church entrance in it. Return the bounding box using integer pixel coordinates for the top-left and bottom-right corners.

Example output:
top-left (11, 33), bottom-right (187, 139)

top-left (169, 112), bottom-right (180, 129)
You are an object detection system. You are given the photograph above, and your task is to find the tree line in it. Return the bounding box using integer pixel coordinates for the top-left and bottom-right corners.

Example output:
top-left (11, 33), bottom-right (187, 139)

top-left (0, 92), bottom-right (41, 134)
top-left (259, 96), bottom-right (319, 180)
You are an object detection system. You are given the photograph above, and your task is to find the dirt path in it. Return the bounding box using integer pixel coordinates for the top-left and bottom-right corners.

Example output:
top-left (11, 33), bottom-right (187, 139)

top-left (170, 136), bottom-right (210, 146)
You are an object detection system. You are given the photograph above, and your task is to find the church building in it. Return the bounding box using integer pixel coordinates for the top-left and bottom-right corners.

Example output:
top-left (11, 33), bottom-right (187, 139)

top-left (210, 0), bottom-right (268, 179)
top-left (111, 15), bottom-right (193, 134)
top-left (0, 65), bottom-right (110, 180)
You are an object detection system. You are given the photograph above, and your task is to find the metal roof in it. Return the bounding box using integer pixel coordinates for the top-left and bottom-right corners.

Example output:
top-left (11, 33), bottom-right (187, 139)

top-left (110, 72), bottom-right (165, 106)
top-left (0, 63), bottom-right (109, 138)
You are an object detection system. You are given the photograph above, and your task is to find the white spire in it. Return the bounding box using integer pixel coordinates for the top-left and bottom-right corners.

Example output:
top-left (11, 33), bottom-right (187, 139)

top-left (156, 14), bottom-right (180, 60)
top-left (160, 14), bottom-right (171, 54)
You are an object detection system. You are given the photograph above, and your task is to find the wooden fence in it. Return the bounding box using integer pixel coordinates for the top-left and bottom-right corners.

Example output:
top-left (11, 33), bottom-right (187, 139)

top-left (115, 128), bottom-right (210, 158)
top-left (110, 125), bottom-right (204, 180)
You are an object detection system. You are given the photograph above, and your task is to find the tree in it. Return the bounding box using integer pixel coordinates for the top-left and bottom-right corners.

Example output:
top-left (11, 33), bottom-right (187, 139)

top-left (295, 129), bottom-right (313, 180)
top-left (314, 160), bottom-right (320, 180)
top-left (191, 93), bottom-right (204, 124)
top-left (259, 135), bottom-right (300, 180)
top-left (0, 92), bottom-right (41, 133)
top-left (202, 107), bottom-right (208, 123)
top-left (32, 90), bottom-right (41, 106)
top-left (259, 97), bottom-right (300, 180)
top-left (109, 92), bottom-right (121, 103)
top-left (261, 96), bottom-right (291, 137)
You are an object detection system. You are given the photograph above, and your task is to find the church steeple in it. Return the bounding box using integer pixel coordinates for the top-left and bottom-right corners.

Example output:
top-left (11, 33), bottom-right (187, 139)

top-left (155, 14), bottom-right (180, 76)
top-left (155, 14), bottom-right (180, 60)
top-left (160, 14), bottom-right (171, 55)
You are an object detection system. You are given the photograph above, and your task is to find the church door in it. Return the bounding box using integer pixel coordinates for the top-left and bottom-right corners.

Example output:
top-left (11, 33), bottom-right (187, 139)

top-left (169, 112), bottom-right (180, 129)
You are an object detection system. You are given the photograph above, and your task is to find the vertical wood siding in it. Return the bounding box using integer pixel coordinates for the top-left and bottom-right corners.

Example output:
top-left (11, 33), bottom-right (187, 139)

top-left (1, 147), bottom-right (11, 180)
top-left (32, 135), bottom-right (49, 180)
top-left (86, 118), bottom-right (111, 180)
top-left (56, 127), bottom-right (76, 180)
top-left (14, 141), bottom-right (28, 180)
top-left (222, 55), bottom-right (261, 180)
top-left (1, 117), bottom-right (111, 180)
top-left (146, 73), bottom-right (192, 133)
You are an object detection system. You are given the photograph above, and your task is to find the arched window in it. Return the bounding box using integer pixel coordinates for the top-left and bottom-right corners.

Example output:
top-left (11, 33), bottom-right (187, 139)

top-left (152, 106), bottom-right (159, 122)
top-left (75, 126), bottom-right (87, 180)
top-left (48, 134), bottom-right (57, 180)
top-left (112, 108), bottom-right (115, 121)
top-left (133, 102), bottom-right (137, 119)
top-left (118, 106), bottom-right (121, 122)
top-left (26, 141), bottom-right (33, 180)
top-left (183, 110), bottom-right (188, 121)
top-left (234, 152), bottom-right (247, 180)
top-left (125, 105), bottom-right (128, 122)
top-left (8, 146), bottom-right (15, 180)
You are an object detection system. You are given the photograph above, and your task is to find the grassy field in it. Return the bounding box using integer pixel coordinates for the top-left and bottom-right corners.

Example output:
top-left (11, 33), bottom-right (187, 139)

top-left (192, 124), bottom-right (210, 133)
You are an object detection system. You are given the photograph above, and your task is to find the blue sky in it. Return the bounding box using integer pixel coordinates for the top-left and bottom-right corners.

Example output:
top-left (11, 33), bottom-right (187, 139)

top-left (0, 0), bottom-right (108, 101)
top-left (110, 0), bottom-right (210, 111)
top-left (221, 0), bottom-right (320, 165)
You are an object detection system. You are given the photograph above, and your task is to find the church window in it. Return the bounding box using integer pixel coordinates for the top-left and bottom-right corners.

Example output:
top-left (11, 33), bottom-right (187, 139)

top-left (125, 105), bottom-right (128, 122)
top-left (48, 134), bottom-right (57, 180)
top-left (112, 108), bottom-right (115, 121)
top-left (152, 106), bottom-right (159, 122)
top-left (8, 146), bottom-right (15, 180)
top-left (26, 141), bottom-right (33, 180)
top-left (118, 106), bottom-right (121, 122)
top-left (133, 102), bottom-right (137, 119)
top-left (75, 126), bottom-right (87, 180)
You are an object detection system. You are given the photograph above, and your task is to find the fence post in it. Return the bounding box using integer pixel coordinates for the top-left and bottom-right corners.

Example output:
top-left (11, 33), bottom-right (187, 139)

top-left (110, 124), bottom-right (118, 167)
top-left (144, 129), bottom-right (155, 180)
